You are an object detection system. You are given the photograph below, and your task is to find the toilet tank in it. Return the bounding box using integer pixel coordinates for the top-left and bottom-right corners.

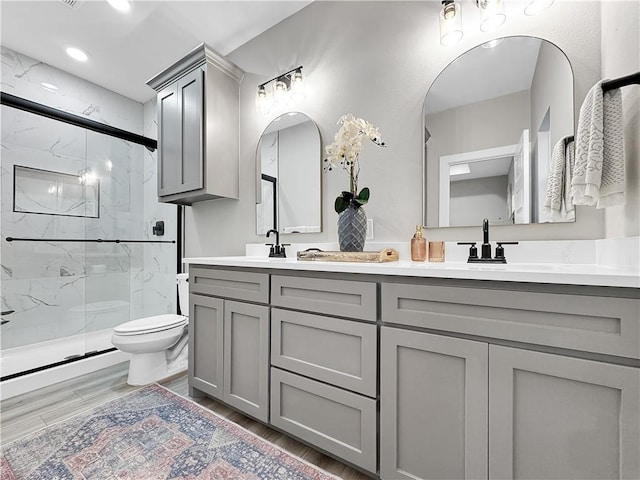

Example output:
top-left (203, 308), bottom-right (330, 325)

top-left (177, 273), bottom-right (189, 316)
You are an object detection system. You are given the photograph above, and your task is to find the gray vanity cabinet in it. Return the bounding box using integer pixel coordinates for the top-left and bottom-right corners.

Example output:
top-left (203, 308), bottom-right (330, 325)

top-left (188, 267), bottom-right (269, 422)
top-left (489, 345), bottom-right (639, 480)
top-left (147, 43), bottom-right (244, 205)
top-left (269, 275), bottom-right (378, 474)
top-left (222, 300), bottom-right (269, 422)
top-left (189, 294), bottom-right (224, 398)
top-left (380, 280), bottom-right (640, 480)
top-left (379, 326), bottom-right (489, 480)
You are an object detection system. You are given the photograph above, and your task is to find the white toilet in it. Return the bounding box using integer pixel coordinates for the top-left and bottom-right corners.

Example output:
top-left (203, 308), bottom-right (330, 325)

top-left (112, 273), bottom-right (189, 386)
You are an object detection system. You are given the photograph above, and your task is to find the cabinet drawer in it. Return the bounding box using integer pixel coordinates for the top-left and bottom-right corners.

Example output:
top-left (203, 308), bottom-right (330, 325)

top-left (382, 283), bottom-right (640, 359)
top-left (190, 266), bottom-right (269, 304)
top-left (270, 368), bottom-right (377, 473)
top-left (271, 275), bottom-right (376, 321)
top-left (271, 308), bottom-right (377, 396)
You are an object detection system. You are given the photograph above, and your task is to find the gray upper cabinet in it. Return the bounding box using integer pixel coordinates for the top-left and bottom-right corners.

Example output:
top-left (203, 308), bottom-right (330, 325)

top-left (147, 43), bottom-right (244, 205)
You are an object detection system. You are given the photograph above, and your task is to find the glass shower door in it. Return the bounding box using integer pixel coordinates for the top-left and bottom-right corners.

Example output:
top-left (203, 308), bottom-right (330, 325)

top-left (1, 106), bottom-right (90, 376)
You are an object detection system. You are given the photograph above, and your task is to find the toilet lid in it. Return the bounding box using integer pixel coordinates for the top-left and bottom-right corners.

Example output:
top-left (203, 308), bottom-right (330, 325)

top-left (114, 314), bottom-right (187, 335)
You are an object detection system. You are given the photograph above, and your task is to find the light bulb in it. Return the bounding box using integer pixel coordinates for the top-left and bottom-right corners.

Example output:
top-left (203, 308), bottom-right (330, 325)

top-left (290, 69), bottom-right (306, 102)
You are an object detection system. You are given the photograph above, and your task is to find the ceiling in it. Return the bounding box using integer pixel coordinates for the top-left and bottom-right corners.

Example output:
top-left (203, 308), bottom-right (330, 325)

top-left (0, 0), bottom-right (312, 103)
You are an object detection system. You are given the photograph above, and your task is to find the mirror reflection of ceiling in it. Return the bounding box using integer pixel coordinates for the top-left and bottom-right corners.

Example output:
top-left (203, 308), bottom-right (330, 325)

top-left (424, 35), bottom-right (575, 229)
top-left (425, 37), bottom-right (543, 115)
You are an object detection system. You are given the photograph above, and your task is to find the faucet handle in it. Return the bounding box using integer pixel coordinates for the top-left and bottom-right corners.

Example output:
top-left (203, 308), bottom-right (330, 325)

top-left (495, 241), bottom-right (519, 261)
top-left (457, 242), bottom-right (478, 260)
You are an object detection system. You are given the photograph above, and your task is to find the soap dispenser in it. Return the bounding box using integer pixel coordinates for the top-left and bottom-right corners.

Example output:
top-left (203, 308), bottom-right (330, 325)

top-left (411, 225), bottom-right (427, 262)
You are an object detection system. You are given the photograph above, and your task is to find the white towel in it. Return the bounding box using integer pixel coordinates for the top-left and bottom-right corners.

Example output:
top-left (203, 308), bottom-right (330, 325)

top-left (571, 81), bottom-right (625, 208)
top-left (545, 137), bottom-right (575, 222)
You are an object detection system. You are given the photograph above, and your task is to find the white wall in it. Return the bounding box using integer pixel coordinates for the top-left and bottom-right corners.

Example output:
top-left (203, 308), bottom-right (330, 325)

top-left (530, 40), bottom-right (574, 147)
top-left (601, 0), bottom-right (640, 238)
top-left (450, 176), bottom-right (510, 226)
top-left (184, 1), bottom-right (617, 257)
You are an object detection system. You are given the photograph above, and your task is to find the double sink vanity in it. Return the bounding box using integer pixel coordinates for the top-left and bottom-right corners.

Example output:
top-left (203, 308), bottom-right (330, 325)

top-left (184, 253), bottom-right (639, 480)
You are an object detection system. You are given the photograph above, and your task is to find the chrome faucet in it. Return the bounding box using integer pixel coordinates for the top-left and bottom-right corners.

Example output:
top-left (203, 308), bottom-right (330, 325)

top-left (458, 218), bottom-right (518, 263)
top-left (266, 229), bottom-right (288, 258)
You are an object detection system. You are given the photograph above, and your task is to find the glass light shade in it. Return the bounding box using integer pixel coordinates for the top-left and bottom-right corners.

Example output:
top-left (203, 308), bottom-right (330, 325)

top-left (478, 0), bottom-right (506, 32)
top-left (290, 70), bottom-right (306, 102)
top-left (524, 0), bottom-right (554, 16)
top-left (439, 2), bottom-right (463, 47)
top-left (256, 86), bottom-right (271, 113)
top-left (272, 79), bottom-right (291, 109)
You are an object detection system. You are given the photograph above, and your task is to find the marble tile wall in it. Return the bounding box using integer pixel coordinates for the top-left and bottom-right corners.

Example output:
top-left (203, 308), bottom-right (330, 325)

top-left (0, 47), bottom-right (177, 354)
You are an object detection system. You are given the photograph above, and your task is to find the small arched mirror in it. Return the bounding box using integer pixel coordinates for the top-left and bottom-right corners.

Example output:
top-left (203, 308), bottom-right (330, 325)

top-left (423, 36), bottom-right (575, 228)
top-left (256, 112), bottom-right (321, 235)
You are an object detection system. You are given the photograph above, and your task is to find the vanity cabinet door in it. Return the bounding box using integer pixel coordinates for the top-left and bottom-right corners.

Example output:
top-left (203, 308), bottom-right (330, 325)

top-left (489, 345), bottom-right (640, 480)
top-left (157, 67), bottom-right (204, 198)
top-left (222, 300), bottom-right (269, 422)
top-left (188, 294), bottom-right (224, 399)
top-left (380, 326), bottom-right (488, 480)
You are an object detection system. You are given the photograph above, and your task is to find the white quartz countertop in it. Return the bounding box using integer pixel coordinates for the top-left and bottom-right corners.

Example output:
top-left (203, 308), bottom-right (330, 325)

top-left (183, 256), bottom-right (640, 289)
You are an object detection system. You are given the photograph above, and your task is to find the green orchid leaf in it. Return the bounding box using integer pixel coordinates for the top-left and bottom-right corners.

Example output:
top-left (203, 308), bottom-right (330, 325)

top-left (335, 196), bottom-right (349, 214)
top-left (356, 187), bottom-right (370, 205)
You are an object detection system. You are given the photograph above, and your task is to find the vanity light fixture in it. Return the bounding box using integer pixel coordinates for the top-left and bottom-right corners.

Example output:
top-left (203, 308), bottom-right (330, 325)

top-left (524, 0), bottom-right (554, 15)
top-left (476, 0), bottom-right (506, 32)
top-left (255, 66), bottom-right (305, 113)
top-left (438, 0), bottom-right (555, 47)
top-left (440, 1), bottom-right (464, 46)
top-left (66, 47), bottom-right (88, 62)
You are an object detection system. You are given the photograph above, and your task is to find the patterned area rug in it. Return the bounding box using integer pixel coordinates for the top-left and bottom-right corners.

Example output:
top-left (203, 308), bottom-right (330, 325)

top-left (0, 384), bottom-right (340, 480)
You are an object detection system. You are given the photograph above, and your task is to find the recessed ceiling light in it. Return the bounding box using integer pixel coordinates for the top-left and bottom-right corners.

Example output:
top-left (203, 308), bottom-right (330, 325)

top-left (450, 163), bottom-right (471, 176)
top-left (66, 47), bottom-right (88, 62)
top-left (41, 82), bottom-right (59, 91)
top-left (106, 0), bottom-right (131, 12)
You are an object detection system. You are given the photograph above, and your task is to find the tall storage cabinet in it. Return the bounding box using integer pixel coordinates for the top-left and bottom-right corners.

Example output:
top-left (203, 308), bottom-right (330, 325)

top-left (147, 43), bottom-right (244, 205)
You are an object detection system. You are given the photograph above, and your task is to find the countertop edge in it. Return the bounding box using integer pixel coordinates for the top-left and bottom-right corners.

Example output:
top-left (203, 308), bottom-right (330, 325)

top-left (183, 257), bottom-right (640, 289)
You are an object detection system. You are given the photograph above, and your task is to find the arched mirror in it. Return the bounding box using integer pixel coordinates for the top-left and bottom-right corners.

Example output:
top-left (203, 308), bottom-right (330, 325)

top-left (423, 36), bottom-right (575, 228)
top-left (256, 112), bottom-right (321, 235)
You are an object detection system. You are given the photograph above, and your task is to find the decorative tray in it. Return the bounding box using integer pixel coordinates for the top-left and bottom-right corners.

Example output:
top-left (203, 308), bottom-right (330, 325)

top-left (296, 248), bottom-right (399, 263)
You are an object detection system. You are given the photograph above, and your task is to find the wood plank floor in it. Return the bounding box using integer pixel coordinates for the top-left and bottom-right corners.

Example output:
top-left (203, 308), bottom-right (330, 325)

top-left (0, 362), bottom-right (373, 479)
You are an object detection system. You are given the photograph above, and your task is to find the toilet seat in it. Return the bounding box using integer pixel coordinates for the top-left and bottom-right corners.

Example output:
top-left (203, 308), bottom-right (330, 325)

top-left (114, 314), bottom-right (187, 336)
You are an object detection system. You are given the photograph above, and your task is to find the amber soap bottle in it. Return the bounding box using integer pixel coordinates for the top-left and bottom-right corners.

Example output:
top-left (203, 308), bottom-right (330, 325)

top-left (411, 225), bottom-right (427, 262)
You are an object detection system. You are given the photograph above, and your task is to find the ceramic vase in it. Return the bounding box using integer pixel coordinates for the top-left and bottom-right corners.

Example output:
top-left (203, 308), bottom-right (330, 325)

top-left (338, 204), bottom-right (367, 252)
